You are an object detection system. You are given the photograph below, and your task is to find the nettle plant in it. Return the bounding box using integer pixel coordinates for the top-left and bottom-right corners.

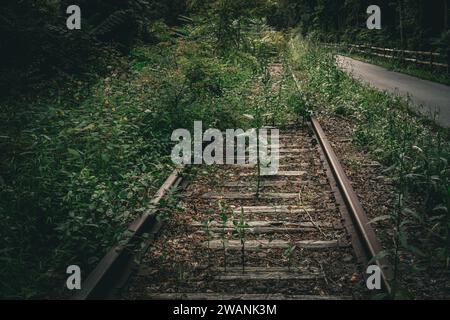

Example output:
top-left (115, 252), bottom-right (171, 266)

top-left (242, 115), bottom-right (263, 197)
top-left (218, 200), bottom-right (231, 271)
top-left (287, 90), bottom-right (310, 125)
top-left (232, 208), bottom-right (250, 273)
top-left (369, 119), bottom-right (430, 299)
top-left (201, 209), bottom-right (215, 267)
top-left (283, 244), bottom-right (297, 271)
top-left (243, 63), bottom-right (276, 197)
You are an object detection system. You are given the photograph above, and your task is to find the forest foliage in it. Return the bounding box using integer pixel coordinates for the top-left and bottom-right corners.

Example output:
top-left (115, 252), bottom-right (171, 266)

top-left (0, 0), bottom-right (290, 298)
top-left (1, 1), bottom-right (448, 94)
top-left (0, 0), bottom-right (186, 94)
top-left (289, 35), bottom-right (450, 297)
top-left (270, 0), bottom-right (449, 52)
top-left (0, 0), bottom-right (449, 299)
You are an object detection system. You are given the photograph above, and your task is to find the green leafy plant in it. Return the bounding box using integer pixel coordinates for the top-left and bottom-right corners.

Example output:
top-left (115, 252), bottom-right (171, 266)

top-left (202, 217), bottom-right (214, 267)
top-left (290, 35), bottom-right (450, 299)
top-left (282, 244), bottom-right (296, 271)
top-left (0, 24), bottom-right (265, 297)
top-left (287, 91), bottom-right (310, 125)
top-left (218, 200), bottom-right (230, 271)
top-left (233, 208), bottom-right (250, 273)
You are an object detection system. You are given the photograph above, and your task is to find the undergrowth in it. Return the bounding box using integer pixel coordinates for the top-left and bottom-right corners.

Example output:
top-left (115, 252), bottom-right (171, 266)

top-left (0, 19), bottom-right (287, 298)
top-left (289, 34), bottom-right (450, 298)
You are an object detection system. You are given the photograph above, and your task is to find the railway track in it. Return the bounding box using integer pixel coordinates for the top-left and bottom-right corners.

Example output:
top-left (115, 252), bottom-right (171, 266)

top-left (73, 65), bottom-right (391, 300)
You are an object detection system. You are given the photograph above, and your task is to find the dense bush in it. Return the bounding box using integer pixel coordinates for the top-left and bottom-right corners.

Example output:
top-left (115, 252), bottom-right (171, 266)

top-left (0, 0), bottom-right (188, 94)
top-left (0, 15), bottom-right (290, 297)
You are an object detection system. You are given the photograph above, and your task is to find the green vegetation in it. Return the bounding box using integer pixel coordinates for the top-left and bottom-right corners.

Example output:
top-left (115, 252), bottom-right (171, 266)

top-left (0, 0), bottom-right (186, 94)
top-left (0, 1), bottom-right (297, 299)
top-left (282, 244), bottom-right (297, 271)
top-left (232, 208), bottom-right (250, 273)
top-left (289, 34), bottom-right (450, 298)
top-left (273, 0), bottom-right (450, 85)
top-left (1, 0), bottom-right (448, 299)
top-left (218, 200), bottom-right (230, 272)
top-left (271, 0), bottom-right (450, 53)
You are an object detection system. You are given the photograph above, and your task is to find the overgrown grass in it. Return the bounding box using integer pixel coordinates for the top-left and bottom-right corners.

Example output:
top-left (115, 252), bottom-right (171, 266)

top-left (0, 20), bottom-right (275, 298)
top-left (289, 35), bottom-right (450, 297)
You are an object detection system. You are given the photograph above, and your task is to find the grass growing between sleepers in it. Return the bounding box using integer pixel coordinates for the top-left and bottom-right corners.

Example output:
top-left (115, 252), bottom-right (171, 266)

top-left (289, 34), bottom-right (450, 299)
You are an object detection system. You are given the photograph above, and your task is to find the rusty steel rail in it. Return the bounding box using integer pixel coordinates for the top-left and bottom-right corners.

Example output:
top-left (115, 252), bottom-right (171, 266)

top-left (290, 62), bottom-right (392, 293)
top-left (72, 166), bottom-right (184, 300)
top-left (71, 104), bottom-right (392, 298)
top-left (311, 117), bottom-right (393, 294)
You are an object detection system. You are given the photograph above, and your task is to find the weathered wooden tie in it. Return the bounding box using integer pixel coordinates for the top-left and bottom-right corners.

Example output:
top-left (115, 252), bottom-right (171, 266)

top-left (205, 239), bottom-right (347, 250)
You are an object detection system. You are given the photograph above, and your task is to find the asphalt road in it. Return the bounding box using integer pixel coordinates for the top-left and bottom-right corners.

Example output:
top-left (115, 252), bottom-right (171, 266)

top-left (336, 55), bottom-right (450, 128)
